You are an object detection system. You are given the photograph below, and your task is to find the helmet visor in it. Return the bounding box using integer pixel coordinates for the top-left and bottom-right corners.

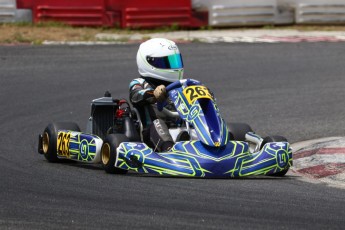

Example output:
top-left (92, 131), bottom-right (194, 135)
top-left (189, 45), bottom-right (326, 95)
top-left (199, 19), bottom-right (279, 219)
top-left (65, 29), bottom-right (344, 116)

top-left (146, 54), bottom-right (183, 69)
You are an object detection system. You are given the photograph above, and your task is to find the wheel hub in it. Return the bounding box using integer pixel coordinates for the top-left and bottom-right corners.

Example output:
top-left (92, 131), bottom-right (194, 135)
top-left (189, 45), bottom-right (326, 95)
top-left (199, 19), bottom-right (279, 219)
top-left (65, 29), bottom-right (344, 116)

top-left (42, 132), bottom-right (49, 154)
top-left (102, 143), bottom-right (111, 165)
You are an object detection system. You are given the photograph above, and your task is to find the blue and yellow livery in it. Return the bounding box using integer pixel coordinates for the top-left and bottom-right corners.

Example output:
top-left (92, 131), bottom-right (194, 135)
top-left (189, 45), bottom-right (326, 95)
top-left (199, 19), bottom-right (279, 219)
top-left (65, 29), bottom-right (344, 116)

top-left (38, 79), bottom-right (292, 177)
top-left (114, 79), bottom-right (292, 177)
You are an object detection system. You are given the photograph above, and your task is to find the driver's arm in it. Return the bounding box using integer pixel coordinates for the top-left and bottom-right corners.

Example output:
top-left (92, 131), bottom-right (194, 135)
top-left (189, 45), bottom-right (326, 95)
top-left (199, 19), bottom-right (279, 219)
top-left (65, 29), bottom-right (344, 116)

top-left (129, 78), bottom-right (156, 105)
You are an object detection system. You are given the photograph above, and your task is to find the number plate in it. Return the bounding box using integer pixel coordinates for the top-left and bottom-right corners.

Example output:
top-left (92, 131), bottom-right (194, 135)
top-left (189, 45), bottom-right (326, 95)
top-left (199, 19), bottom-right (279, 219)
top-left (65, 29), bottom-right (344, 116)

top-left (57, 131), bottom-right (71, 157)
top-left (182, 85), bottom-right (212, 104)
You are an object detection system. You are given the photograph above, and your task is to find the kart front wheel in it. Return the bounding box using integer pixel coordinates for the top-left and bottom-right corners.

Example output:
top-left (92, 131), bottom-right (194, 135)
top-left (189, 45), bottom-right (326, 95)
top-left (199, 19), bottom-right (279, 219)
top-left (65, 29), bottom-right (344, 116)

top-left (228, 123), bottom-right (253, 141)
top-left (41, 122), bottom-right (80, 163)
top-left (261, 135), bottom-right (289, 177)
top-left (101, 134), bottom-right (128, 174)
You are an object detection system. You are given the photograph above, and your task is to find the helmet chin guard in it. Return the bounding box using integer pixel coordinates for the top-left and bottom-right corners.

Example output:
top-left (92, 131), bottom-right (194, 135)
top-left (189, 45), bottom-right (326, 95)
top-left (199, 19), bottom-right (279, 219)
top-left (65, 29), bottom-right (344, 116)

top-left (136, 38), bottom-right (184, 83)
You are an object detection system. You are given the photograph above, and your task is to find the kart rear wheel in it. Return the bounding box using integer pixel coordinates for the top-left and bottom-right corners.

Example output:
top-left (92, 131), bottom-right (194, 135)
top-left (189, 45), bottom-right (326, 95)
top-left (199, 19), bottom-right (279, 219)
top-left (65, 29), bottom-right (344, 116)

top-left (228, 123), bottom-right (253, 141)
top-left (42, 122), bottom-right (80, 163)
top-left (261, 135), bottom-right (289, 177)
top-left (101, 134), bottom-right (128, 174)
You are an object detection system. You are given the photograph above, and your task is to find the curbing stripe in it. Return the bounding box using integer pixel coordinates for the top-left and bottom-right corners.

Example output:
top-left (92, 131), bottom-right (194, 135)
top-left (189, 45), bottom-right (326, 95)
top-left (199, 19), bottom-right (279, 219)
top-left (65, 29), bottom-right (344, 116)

top-left (297, 163), bottom-right (345, 179)
top-left (294, 147), bottom-right (345, 159)
top-left (291, 137), bottom-right (345, 189)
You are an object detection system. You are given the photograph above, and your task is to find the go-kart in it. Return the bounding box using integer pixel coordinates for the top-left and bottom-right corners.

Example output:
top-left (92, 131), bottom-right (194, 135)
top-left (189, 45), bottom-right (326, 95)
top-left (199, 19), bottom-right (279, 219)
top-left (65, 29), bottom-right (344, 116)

top-left (38, 79), bottom-right (292, 177)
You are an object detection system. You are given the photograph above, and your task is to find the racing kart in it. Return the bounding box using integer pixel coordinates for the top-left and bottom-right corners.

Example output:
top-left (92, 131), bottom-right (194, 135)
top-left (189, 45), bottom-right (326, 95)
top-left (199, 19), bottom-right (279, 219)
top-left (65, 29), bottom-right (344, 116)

top-left (38, 79), bottom-right (292, 177)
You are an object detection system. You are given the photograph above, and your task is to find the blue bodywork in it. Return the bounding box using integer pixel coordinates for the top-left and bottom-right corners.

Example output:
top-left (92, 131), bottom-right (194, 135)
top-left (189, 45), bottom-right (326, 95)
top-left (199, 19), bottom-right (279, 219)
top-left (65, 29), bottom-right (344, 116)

top-left (115, 79), bottom-right (292, 177)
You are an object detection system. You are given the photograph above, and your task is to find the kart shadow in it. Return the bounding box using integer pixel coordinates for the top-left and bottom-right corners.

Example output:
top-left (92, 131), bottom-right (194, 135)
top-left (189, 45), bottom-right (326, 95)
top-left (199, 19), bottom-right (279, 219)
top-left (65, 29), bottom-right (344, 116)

top-left (125, 171), bottom-right (298, 180)
top-left (62, 161), bottom-right (104, 171)
top-left (59, 161), bottom-right (298, 180)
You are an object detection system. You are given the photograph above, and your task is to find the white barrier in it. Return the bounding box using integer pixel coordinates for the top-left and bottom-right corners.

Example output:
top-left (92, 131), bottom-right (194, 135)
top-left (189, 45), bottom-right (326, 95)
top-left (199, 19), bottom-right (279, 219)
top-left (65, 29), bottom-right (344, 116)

top-left (0, 0), bottom-right (32, 23)
top-left (0, 0), bottom-right (16, 22)
top-left (192, 0), bottom-right (294, 26)
top-left (295, 0), bottom-right (345, 24)
top-left (276, 0), bottom-right (295, 24)
top-left (212, 0), bottom-right (276, 26)
top-left (16, 9), bottom-right (32, 23)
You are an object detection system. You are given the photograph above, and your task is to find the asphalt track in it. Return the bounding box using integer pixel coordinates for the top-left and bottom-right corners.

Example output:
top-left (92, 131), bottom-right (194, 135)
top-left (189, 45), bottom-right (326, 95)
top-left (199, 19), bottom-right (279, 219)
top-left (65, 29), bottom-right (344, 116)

top-left (1, 43), bottom-right (345, 229)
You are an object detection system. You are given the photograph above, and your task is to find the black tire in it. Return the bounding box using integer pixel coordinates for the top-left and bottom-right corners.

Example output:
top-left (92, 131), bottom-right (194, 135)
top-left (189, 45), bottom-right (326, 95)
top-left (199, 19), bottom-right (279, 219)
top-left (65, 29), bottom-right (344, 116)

top-left (42, 122), bottom-right (80, 163)
top-left (101, 134), bottom-right (128, 174)
top-left (228, 123), bottom-right (253, 141)
top-left (260, 135), bottom-right (289, 177)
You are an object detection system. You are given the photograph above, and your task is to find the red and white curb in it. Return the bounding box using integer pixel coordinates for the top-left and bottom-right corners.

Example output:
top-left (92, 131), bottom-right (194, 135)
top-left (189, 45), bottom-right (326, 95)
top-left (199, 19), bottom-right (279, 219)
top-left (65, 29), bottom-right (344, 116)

top-left (290, 137), bottom-right (345, 189)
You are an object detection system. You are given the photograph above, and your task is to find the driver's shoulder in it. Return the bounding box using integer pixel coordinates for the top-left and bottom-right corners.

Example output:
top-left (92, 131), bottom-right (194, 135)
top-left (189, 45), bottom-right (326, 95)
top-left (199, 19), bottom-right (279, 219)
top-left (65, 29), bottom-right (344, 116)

top-left (129, 77), bottom-right (146, 89)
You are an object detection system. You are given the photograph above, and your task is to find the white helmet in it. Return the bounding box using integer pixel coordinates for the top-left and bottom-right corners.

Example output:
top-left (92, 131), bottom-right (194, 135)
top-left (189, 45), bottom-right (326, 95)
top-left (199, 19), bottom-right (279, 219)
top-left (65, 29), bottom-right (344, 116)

top-left (136, 38), bottom-right (184, 83)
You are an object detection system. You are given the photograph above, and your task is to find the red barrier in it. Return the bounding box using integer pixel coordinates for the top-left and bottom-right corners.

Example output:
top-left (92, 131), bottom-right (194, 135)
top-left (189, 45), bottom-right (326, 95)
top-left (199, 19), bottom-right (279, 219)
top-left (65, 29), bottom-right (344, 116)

top-left (191, 10), bottom-right (208, 28)
top-left (105, 0), bottom-right (121, 11)
top-left (17, 0), bottom-right (34, 9)
top-left (16, 0), bottom-right (208, 28)
top-left (121, 0), bottom-right (193, 28)
top-left (33, 0), bottom-right (120, 27)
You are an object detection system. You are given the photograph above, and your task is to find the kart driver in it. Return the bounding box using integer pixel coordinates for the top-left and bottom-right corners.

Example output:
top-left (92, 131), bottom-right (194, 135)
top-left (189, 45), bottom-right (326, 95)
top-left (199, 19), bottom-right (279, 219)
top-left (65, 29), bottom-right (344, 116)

top-left (129, 38), bottom-right (189, 152)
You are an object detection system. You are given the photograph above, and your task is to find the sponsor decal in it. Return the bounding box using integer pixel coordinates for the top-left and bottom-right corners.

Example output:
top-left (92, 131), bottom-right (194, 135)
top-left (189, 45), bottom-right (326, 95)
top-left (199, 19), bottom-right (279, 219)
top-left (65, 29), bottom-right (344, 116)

top-left (274, 143), bottom-right (286, 147)
top-left (187, 105), bottom-right (200, 121)
top-left (79, 139), bottom-right (89, 159)
top-left (153, 119), bottom-right (166, 135)
top-left (277, 149), bottom-right (288, 169)
top-left (168, 45), bottom-right (178, 50)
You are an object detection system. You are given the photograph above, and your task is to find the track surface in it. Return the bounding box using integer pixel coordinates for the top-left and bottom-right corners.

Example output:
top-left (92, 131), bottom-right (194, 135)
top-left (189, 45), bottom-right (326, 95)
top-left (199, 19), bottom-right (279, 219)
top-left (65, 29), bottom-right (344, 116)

top-left (1, 43), bottom-right (345, 229)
